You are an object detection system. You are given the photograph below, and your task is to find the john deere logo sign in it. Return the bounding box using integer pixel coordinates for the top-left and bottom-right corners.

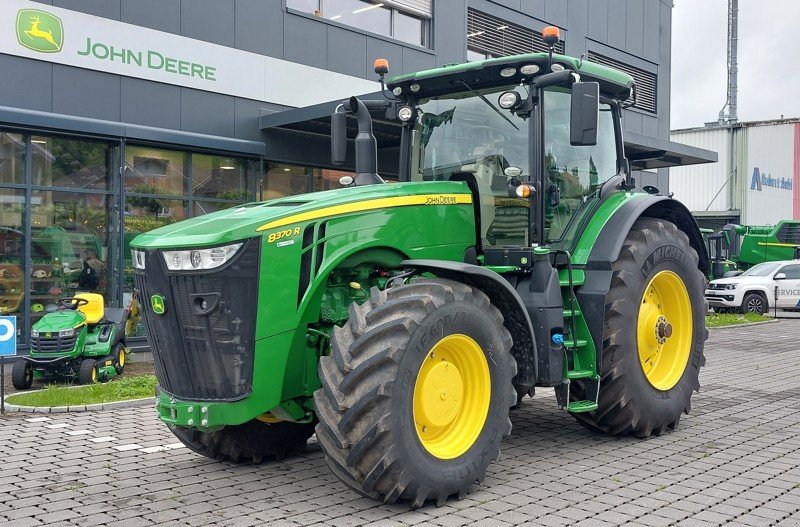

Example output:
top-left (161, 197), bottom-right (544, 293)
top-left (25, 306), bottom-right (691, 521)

top-left (150, 295), bottom-right (165, 315)
top-left (16, 9), bottom-right (63, 53)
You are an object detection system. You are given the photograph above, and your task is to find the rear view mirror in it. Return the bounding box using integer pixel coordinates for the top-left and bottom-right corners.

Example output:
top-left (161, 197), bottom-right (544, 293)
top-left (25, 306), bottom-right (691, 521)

top-left (570, 82), bottom-right (599, 146)
top-left (774, 273), bottom-right (787, 280)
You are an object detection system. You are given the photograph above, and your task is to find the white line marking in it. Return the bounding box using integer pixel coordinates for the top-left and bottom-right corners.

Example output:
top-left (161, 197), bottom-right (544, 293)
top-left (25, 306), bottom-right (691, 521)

top-left (113, 444), bottom-right (142, 451)
top-left (140, 446), bottom-right (167, 454)
top-left (165, 443), bottom-right (186, 450)
top-left (45, 423), bottom-right (70, 429)
top-left (24, 417), bottom-right (51, 423)
top-left (65, 429), bottom-right (93, 436)
top-left (89, 436), bottom-right (117, 443)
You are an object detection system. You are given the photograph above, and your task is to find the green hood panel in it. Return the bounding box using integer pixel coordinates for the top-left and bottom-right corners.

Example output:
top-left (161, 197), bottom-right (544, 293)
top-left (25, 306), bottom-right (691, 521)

top-left (33, 310), bottom-right (85, 332)
top-left (131, 181), bottom-right (472, 249)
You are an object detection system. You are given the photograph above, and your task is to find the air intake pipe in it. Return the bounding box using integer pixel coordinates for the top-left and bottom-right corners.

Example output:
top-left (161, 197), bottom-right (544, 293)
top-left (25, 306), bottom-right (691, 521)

top-left (331, 96), bottom-right (384, 186)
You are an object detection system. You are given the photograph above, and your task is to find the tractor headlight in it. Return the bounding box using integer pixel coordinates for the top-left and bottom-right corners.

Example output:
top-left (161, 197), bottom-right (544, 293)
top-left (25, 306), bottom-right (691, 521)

top-left (131, 249), bottom-right (146, 270)
top-left (724, 283), bottom-right (738, 290)
top-left (59, 328), bottom-right (75, 338)
top-left (498, 91), bottom-right (521, 109)
top-left (163, 243), bottom-right (243, 271)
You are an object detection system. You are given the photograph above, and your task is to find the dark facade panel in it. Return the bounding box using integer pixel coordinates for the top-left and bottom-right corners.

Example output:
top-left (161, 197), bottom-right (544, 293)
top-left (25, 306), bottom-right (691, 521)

top-left (607, 1), bottom-right (627, 51)
top-left (121, 0), bottom-right (180, 34)
top-left (0, 56), bottom-right (53, 113)
top-left (327, 26), bottom-right (368, 79)
top-left (53, 66), bottom-right (121, 122)
top-left (53, 0), bottom-right (121, 19)
top-left (235, 98), bottom-right (282, 143)
top-left (433, 0), bottom-right (467, 65)
top-left (625, 0), bottom-right (645, 56)
top-left (180, 89), bottom-right (235, 137)
top-left (235, 0), bottom-right (284, 58)
top-left (180, 0), bottom-right (235, 48)
top-left (402, 47), bottom-right (436, 76)
top-left (587, 0), bottom-right (608, 42)
top-left (284, 14), bottom-right (328, 70)
top-left (544, 0), bottom-right (567, 27)
top-left (121, 78), bottom-right (181, 130)
top-left (642, 0), bottom-right (660, 63)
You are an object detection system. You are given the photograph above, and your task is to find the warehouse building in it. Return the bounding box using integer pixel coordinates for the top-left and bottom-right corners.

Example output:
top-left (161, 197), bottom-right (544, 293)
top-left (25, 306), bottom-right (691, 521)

top-left (670, 118), bottom-right (800, 231)
top-left (0, 0), bottom-right (696, 350)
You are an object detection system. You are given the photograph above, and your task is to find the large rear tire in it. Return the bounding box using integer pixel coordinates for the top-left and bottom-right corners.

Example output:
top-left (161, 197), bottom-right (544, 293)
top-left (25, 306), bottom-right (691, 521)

top-left (314, 278), bottom-right (517, 507)
top-left (572, 218), bottom-right (707, 438)
top-left (168, 419), bottom-right (316, 463)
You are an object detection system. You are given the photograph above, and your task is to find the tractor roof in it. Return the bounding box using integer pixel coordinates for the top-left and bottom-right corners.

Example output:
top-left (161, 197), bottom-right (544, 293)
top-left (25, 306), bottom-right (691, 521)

top-left (387, 53), bottom-right (634, 102)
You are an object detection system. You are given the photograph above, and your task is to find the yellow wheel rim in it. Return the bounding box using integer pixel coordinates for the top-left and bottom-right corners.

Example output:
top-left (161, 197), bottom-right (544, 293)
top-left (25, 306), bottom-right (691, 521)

top-left (91, 367), bottom-right (97, 382)
top-left (413, 334), bottom-right (491, 459)
top-left (637, 270), bottom-right (693, 391)
top-left (119, 349), bottom-right (125, 368)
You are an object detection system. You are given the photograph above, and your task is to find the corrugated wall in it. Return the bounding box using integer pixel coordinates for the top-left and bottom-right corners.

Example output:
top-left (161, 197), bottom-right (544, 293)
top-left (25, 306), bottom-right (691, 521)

top-left (669, 128), bottom-right (730, 212)
top-left (670, 122), bottom-right (799, 225)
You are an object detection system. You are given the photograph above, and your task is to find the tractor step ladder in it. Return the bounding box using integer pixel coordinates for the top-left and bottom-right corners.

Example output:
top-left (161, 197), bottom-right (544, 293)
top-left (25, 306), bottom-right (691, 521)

top-left (556, 252), bottom-right (600, 414)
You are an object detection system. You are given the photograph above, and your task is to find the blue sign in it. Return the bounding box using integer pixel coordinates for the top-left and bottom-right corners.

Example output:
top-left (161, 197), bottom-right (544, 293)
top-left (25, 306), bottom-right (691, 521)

top-left (0, 316), bottom-right (17, 357)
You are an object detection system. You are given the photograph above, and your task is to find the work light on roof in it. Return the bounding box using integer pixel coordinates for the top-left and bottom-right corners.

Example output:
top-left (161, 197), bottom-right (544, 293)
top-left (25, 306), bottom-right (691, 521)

top-left (392, 86), bottom-right (402, 96)
top-left (499, 67), bottom-right (516, 78)
top-left (520, 64), bottom-right (540, 75)
top-left (410, 83), bottom-right (421, 93)
top-left (551, 63), bottom-right (565, 72)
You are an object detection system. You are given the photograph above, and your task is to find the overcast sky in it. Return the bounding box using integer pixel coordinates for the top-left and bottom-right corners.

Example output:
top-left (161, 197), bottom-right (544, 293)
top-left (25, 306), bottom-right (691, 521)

top-left (671, 0), bottom-right (800, 129)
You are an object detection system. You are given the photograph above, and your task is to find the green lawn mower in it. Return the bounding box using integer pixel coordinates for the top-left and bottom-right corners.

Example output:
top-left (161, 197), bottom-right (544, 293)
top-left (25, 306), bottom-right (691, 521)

top-left (12, 293), bottom-right (132, 389)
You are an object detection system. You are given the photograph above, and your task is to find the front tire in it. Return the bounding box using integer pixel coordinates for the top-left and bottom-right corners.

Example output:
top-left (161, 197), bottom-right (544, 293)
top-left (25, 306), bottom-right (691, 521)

top-left (740, 292), bottom-right (767, 315)
top-left (169, 419), bottom-right (316, 463)
top-left (12, 360), bottom-right (33, 390)
top-left (572, 218), bottom-right (707, 438)
top-left (78, 359), bottom-right (98, 385)
top-left (314, 278), bottom-right (517, 507)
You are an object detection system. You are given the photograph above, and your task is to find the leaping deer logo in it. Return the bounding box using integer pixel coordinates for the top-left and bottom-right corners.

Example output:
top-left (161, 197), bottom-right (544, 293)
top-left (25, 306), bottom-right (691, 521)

top-left (25, 15), bottom-right (58, 48)
top-left (16, 10), bottom-right (63, 53)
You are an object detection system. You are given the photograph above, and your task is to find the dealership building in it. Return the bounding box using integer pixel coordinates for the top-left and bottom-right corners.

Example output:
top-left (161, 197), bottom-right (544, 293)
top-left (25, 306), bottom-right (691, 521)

top-left (0, 0), bottom-right (699, 350)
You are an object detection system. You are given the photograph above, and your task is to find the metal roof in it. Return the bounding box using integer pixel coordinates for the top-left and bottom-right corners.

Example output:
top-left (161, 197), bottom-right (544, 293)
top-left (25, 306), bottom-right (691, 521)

top-left (260, 95), bottom-right (718, 169)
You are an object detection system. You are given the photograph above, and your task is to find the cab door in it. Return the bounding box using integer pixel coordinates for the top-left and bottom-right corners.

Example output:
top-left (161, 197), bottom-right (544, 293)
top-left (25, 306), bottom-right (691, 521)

top-left (775, 264), bottom-right (800, 309)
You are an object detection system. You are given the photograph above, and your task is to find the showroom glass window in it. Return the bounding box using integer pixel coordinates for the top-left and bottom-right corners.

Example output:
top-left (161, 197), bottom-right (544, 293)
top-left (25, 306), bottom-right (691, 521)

top-left (287, 0), bottom-right (430, 47)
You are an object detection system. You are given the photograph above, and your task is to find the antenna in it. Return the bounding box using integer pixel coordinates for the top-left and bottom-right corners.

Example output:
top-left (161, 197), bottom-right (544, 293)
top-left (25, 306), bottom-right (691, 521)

top-left (718, 0), bottom-right (738, 124)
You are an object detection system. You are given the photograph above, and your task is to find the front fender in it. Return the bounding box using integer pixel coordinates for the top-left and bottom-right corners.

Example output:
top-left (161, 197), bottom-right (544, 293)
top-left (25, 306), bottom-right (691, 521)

top-left (577, 194), bottom-right (708, 373)
top-left (400, 259), bottom-right (537, 389)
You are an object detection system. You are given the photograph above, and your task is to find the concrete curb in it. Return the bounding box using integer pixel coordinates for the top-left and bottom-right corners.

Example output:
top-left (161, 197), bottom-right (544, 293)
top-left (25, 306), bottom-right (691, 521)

top-left (707, 319), bottom-right (779, 330)
top-left (3, 393), bottom-right (155, 413)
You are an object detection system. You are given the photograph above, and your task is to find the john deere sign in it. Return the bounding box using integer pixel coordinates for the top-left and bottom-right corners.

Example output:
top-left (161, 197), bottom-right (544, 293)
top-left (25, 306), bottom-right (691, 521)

top-left (16, 9), bottom-right (63, 53)
top-left (0, 0), bottom-right (376, 107)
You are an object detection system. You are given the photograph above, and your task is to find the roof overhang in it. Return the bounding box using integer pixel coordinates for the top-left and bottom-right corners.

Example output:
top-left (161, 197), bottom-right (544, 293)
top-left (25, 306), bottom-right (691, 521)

top-left (261, 98), bottom-right (718, 169)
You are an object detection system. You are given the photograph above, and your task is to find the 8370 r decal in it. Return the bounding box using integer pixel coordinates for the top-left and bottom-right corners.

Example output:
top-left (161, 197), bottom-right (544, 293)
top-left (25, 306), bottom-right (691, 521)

top-left (267, 227), bottom-right (301, 244)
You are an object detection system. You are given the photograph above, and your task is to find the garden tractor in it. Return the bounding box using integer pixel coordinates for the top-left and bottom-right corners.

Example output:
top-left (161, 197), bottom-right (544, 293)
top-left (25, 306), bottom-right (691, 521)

top-left (12, 293), bottom-right (131, 389)
top-left (131, 27), bottom-right (709, 507)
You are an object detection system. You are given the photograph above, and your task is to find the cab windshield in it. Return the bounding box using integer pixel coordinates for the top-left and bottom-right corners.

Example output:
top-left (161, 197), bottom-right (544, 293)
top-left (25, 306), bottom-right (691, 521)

top-left (409, 84), bottom-right (529, 247)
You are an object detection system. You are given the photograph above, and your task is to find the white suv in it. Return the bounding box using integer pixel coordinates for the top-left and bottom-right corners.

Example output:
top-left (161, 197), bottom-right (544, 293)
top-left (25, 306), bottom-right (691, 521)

top-left (705, 260), bottom-right (800, 314)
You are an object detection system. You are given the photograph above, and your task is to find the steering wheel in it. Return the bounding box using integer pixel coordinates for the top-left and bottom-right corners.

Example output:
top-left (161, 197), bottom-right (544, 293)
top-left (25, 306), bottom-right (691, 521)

top-left (59, 297), bottom-right (89, 310)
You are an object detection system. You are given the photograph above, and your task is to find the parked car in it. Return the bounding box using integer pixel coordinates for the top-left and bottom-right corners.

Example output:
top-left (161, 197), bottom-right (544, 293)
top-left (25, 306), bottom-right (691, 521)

top-left (705, 260), bottom-right (800, 315)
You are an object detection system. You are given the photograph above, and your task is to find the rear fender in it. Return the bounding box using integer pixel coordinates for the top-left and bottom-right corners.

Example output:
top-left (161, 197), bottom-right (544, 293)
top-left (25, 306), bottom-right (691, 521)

top-left (400, 259), bottom-right (537, 389)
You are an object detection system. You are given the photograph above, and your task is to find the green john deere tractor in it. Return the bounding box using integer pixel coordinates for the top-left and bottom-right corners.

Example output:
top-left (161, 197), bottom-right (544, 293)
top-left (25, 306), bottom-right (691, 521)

top-left (131, 29), bottom-right (710, 506)
top-left (12, 293), bottom-right (131, 389)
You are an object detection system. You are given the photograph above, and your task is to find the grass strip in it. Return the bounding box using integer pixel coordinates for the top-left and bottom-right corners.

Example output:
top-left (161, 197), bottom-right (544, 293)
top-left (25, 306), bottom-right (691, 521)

top-left (706, 312), bottom-right (771, 328)
top-left (6, 375), bottom-right (157, 407)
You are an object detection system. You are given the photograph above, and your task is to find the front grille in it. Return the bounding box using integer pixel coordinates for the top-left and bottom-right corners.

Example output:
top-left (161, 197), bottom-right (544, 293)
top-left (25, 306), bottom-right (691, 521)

top-left (135, 239), bottom-right (260, 401)
top-left (31, 334), bottom-right (77, 353)
top-left (709, 283), bottom-right (729, 291)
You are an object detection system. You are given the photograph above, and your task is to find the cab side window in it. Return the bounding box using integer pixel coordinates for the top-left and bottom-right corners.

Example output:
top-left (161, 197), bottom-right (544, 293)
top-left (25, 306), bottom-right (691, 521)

top-left (543, 89), bottom-right (618, 243)
top-left (778, 264), bottom-right (800, 279)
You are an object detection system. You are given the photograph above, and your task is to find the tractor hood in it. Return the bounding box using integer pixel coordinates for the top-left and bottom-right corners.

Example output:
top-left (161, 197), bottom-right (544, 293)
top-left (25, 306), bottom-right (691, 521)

top-left (33, 310), bottom-right (85, 332)
top-left (131, 180), bottom-right (471, 249)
